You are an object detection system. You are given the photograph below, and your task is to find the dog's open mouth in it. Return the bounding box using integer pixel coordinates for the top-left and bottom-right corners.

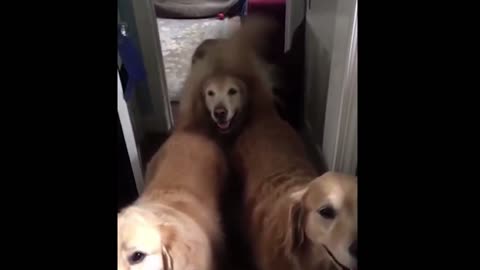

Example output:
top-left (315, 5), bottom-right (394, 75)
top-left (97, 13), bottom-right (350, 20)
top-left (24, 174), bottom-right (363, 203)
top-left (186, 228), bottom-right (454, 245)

top-left (216, 120), bottom-right (230, 131)
top-left (215, 113), bottom-right (236, 134)
top-left (322, 245), bottom-right (353, 270)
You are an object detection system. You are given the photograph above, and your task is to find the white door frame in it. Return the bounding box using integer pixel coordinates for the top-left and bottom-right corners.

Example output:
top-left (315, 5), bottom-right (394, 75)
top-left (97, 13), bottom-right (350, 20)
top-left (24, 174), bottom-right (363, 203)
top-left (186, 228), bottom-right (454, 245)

top-left (322, 0), bottom-right (357, 174)
top-left (284, 0), bottom-right (306, 52)
top-left (118, 71), bottom-right (145, 194)
top-left (130, 0), bottom-right (173, 133)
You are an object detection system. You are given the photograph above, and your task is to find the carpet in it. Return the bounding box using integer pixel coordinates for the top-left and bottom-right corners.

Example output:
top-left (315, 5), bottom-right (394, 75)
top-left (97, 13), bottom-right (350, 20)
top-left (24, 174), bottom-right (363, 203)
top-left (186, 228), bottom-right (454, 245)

top-left (157, 17), bottom-right (241, 101)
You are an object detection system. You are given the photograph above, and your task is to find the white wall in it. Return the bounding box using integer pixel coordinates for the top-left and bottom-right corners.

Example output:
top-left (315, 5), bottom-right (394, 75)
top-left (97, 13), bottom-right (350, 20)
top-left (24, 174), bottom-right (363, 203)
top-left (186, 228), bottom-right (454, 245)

top-left (304, 0), bottom-right (357, 174)
top-left (284, 0), bottom-right (305, 52)
top-left (304, 0), bottom-right (340, 149)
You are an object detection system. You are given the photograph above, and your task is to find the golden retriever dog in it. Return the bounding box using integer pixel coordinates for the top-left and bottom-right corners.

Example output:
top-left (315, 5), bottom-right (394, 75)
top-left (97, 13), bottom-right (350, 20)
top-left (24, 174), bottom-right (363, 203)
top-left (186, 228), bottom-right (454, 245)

top-left (177, 50), bottom-right (250, 141)
top-left (202, 74), bottom-right (248, 134)
top-left (176, 17), bottom-right (278, 144)
top-left (187, 16), bottom-right (358, 270)
top-left (232, 80), bottom-right (358, 269)
top-left (117, 131), bottom-right (227, 270)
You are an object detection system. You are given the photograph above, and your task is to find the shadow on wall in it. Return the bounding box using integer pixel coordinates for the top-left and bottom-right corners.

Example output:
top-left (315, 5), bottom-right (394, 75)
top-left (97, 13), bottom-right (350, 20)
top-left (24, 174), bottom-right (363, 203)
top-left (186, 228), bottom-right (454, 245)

top-left (304, 21), bottom-right (332, 145)
top-left (275, 17), bottom-right (306, 131)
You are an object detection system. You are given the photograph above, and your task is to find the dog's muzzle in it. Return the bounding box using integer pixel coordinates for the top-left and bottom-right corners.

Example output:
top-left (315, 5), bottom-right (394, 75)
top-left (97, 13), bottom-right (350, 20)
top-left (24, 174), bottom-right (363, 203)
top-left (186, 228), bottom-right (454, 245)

top-left (214, 106), bottom-right (227, 122)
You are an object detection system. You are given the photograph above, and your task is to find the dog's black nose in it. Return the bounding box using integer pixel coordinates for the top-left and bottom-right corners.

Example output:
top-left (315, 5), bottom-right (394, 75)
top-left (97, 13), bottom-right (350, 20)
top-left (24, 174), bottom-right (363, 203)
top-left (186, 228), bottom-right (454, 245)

top-left (349, 240), bottom-right (357, 258)
top-left (214, 107), bottom-right (227, 120)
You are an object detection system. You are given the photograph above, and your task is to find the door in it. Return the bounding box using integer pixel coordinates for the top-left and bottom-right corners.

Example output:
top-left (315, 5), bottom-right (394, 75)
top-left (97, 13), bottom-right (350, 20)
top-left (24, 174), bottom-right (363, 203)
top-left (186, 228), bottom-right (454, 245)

top-left (118, 0), bottom-right (173, 134)
top-left (118, 71), bottom-right (145, 196)
top-left (303, 0), bottom-right (357, 174)
top-left (118, 114), bottom-right (139, 210)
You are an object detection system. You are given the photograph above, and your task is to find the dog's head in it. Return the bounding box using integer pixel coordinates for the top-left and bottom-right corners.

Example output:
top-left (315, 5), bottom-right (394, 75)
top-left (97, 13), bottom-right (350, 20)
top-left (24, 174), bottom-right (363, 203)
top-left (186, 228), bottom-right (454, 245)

top-left (202, 75), bottom-right (248, 134)
top-left (287, 172), bottom-right (357, 270)
top-left (118, 207), bottom-right (174, 270)
top-left (191, 39), bottom-right (222, 65)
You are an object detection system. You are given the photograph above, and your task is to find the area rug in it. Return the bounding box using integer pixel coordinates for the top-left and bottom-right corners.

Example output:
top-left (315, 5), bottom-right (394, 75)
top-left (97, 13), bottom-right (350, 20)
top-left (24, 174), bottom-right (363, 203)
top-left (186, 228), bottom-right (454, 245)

top-left (157, 17), bottom-right (241, 101)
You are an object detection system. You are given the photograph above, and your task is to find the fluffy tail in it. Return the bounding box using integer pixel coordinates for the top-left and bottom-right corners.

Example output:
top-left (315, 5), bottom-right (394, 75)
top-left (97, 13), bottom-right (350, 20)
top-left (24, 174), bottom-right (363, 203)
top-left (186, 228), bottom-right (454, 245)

top-left (230, 15), bottom-right (278, 56)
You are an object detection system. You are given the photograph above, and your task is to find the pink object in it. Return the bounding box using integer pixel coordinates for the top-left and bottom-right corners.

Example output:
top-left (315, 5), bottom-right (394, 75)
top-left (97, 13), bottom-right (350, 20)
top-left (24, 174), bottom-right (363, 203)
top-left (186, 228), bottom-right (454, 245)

top-left (249, 0), bottom-right (284, 3)
top-left (217, 12), bottom-right (225, 20)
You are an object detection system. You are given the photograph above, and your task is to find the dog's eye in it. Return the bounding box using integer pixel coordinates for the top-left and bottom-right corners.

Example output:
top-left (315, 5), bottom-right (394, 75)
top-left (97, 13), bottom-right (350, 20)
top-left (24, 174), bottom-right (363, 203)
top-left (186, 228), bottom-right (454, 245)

top-left (128, 251), bottom-right (146, 265)
top-left (228, 88), bottom-right (238, 95)
top-left (318, 206), bottom-right (336, 219)
top-left (207, 90), bottom-right (214, 96)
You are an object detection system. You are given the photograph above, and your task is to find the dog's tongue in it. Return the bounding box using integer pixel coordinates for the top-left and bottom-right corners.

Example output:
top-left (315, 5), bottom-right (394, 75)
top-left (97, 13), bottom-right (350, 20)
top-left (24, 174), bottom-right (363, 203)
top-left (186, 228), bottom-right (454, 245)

top-left (217, 121), bottom-right (230, 130)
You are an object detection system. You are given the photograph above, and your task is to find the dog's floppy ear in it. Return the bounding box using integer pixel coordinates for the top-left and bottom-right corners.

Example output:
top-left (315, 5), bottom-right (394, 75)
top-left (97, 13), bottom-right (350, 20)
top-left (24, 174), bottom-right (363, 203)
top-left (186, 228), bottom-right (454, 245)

top-left (177, 77), bottom-right (210, 131)
top-left (290, 187), bottom-right (307, 202)
top-left (285, 187), bottom-right (308, 254)
top-left (191, 39), bottom-right (221, 64)
top-left (232, 77), bottom-right (249, 102)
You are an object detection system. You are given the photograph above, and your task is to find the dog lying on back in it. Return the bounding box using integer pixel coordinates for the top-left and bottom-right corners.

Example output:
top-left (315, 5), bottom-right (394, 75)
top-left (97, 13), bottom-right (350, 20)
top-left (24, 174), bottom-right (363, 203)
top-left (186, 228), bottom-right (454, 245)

top-left (190, 16), bottom-right (358, 270)
top-left (117, 130), bottom-right (227, 270)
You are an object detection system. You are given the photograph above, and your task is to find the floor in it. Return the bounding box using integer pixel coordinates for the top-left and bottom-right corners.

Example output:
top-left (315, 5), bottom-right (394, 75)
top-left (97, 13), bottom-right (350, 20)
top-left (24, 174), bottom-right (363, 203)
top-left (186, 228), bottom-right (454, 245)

top-left (171, 101), bottom-right (180, 123)
top-left (157, 17), bottom-right (241, 101)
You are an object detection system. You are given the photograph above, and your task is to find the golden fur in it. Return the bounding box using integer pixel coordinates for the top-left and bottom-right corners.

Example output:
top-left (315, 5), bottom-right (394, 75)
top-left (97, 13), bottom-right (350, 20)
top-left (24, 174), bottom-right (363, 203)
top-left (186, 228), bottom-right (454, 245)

top-left (175, 18), bottom-right (276, 141)
top-left (191, 38), bottom-right (223, 65)
top-left (202, 75), bottom-right (248, 134)
top-left (187, 16), bottom-right (358, 270)
top-left (118, 131), bottom-right (227, 270)
top-left (234, 94), bottom-right (358, 269)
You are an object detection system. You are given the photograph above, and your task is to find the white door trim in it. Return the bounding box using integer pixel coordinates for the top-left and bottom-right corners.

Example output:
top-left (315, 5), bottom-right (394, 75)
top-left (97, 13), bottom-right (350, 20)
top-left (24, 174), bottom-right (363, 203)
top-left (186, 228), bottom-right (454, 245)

top-left (131, 0), bottom-right (173, 133)
top-left (118, 71), bottom-right (145, 194)
top-left (284, 0), bottom-right (305, 52)
top-left (322, 0), bottom-right (357, 174)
